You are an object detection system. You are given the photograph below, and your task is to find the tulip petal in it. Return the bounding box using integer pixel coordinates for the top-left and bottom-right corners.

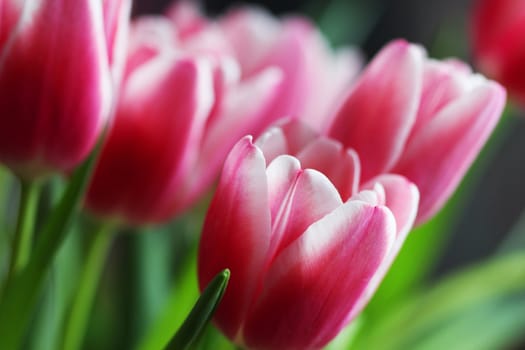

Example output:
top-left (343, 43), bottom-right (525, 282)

top-left (363, 174), bottom-right (419, 239)
top-left (255, 127), bottom-right (290, 165)
top-left (265, 156), bottom-right (343, 262)
top-left (328, 40), bottom-right (424, 181)
top-left (296, 137), bottom-right (361, 201)
top-left (393, 81), bottom-right (505, 224)
top-left (178, 67), bottom-right (282, 212)
top-left (198, 137), bottom-right (272, 340)
top-left (86, 56), bottom-right (214, 223)
top-left (0, 0), bottom-right (113, 176)
top-left (243, 201), bottom-right (396, 349)
top-left (102, 0), bottom-right (131, 77)
top-left (346, 175), bottom-right (418, 325)
top-left (255, 119), bottom-right (320, 165)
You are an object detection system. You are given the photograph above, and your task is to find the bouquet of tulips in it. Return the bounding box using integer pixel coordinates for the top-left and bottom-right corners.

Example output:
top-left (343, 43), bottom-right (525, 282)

top-left (0, 0), bottom-right (524, 349)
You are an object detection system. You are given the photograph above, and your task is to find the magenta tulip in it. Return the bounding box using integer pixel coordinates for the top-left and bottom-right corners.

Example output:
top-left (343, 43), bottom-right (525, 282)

top-left (85, 16), bottom-right (281, 224)
top-left (471, 0), bottom-right (525, 105)
top-left (168, 2), bottom-right (361, 130)
top-left (198, 120), bottom-right (419, 349)
top-left (0, 0), bottom-right (130, 178)
top-left (328, 40), bottom-right (506, 224)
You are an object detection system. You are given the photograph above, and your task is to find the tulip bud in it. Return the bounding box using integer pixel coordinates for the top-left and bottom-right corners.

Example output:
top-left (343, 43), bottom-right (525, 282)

top-left (85, 16), bottom-right (281, 224)
top-left (217, 5), bottom-right (362, 130)
top-left (0, 0), bottom-right (130, 178)
top-left (328, 40), bottom-right (506, 224)
top-left (470, 0), bottom-right (525, 105)
top-left (198, 120), bottom-right (419, 349)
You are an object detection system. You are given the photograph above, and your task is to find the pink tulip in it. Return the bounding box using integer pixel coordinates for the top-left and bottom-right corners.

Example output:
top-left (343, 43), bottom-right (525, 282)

top-left (471, 0), bottom-right (525, 105)
top-left (198, 120), bottom-right (419, 349)
top-left (85, 16), bottom-right (281, 224)
top-left (328, 40), bottom-right (506, 224)
top-left (0, 0), bottom-right (130, 178)
top-left (172, 3), bottom-right (362, 130)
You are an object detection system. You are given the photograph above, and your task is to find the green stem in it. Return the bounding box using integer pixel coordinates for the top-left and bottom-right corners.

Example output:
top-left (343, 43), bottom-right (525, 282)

top-left (8, 179), bottom-right (40, 278)
top-left (0, 136), bottom-right (105, 350)
top-left (60, 223), bottom-right (114, 350)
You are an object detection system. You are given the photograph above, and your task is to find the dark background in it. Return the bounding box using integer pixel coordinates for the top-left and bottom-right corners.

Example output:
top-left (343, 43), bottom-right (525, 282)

top-left (131, 0), bottom-right (525, 275)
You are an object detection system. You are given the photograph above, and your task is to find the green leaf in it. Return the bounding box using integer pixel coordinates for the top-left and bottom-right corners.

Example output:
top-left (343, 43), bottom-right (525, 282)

top-left (353, 252), bottom-right (525, 350)
top-left (166, 269), bottom-right (230, 350)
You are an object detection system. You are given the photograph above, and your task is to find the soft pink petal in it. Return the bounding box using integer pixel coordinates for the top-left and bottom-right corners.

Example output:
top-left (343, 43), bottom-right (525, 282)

top-left (410, 59), bottom-right (472, 137)
top-left (363, 174), bottom-right (419, 238)
top-left (198, 137), bottom-right (272, 340)
top-left (328, 40), bottom-right (424, 181)
top-left (0, 0), bottom-right (113, 176)
top-left (278, 119), bottom-right (319, 155)
top-left (219, 6), bottom-right (281, 77)
top-left (86, 56), bottom-right (214, 223)
top-left (301, 34), bottom-right (362, 130)
top-left (177, 67), bottom-right (282, 213)
top-left (296, 137), bottom-right (361, 201)
top-left (102, 0), bottom-right (131, 80)
top-left (393, 81), bottom-right (505, 224)
top-left (243, 201), bottom-right (395, 349)
top-left (255, 126), bottom-right (290, 165)
top-left (125, 16), bottom-right (178, 78)
top-left (166, 0), bottom-right (208, 39)
top-left (346, 175), bottom-right (418, 325)
top-left (265, 157), bottom-right (343, 263)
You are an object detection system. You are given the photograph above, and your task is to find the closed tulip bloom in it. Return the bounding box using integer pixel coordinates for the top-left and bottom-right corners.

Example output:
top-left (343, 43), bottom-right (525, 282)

top-left (85, 17), bottom-right (281, 224)
top-left (168, 2), bottom-right (361, 130)
top-left (471, 0), bottom-right (525, 104)
top-left (0, 0), bottom-right (130, 178)
top-left (198, 120), bottom-right (419, 349)
top-left (328, 40), bottom-right (506, 224)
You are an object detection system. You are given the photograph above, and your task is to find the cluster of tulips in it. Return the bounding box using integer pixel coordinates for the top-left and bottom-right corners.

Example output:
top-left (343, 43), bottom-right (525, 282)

top-left (0, 0), bottom-right (523, 349)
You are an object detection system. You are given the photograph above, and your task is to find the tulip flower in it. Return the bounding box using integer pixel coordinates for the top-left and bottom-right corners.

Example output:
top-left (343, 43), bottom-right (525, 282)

top-left (0, 0), bottom-right (131, 178)
top-left (198, 120), bottom-right (419, 349)
top-left (470, 0), bottom-right (525, 105)
top-left (327, 40), bottom-right (506, 224)
top-left (169, 2), bottom-right (362, 130)
top-left (85, 17), bottom-right (281, 224)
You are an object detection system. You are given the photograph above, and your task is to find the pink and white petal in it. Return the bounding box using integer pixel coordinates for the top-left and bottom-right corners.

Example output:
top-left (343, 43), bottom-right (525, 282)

top-left (301, 30), bottom-right (363, 131)
top-left (410, 59), bottom-right (472, 137)
top-left (102, 0), bottom-right (131, 80)
top-left (198, 137), bottom-right (272, 340)
top-left (125, 16), bottom-right (178, 78)
top-left (219, 6), bottom-right (281, 76)
top-left (255, 118), bottom-right (320, 166)
top-left (255, 126), bottom-right (290, 165)
top-left (296, 137), bottom-right (361, 201)
top-left (86, 56), bottom-right (214, 223)
top-left (363, 174), bottom-right (419, 239)
top-left (394, 81), bottom-right (505, 224)
top-left (328, 40), bottom-right (424, 181)
top-left (0, 0), bottom-right (113, 176)
top-left (177, 67), bottom-right (282, 213)
top-left (277, 119), bottom-right (319, 155)
top-left (351, 184), bottom-right (386, 206)
top-left (258, 20), bottom-right (313, 122)
top-left (348, 175), bottom-right (418, 325)
top-left (166, 0), bottom-right (208, 39)
top-left (243, 201), bottom-right (396, 349)
top-left (265, 158), bottom-right (343, 261)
